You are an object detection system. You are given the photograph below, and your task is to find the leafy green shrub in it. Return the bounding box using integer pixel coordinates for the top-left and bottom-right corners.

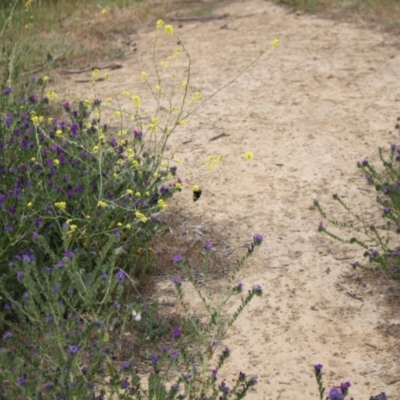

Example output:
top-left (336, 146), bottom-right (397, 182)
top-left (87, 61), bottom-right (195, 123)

top-left (0, 235), bottom-right (264, 398)
top-left (314, 119), bottom-right (400, 278)
top-left (0, 82), bottom-right (182, 303)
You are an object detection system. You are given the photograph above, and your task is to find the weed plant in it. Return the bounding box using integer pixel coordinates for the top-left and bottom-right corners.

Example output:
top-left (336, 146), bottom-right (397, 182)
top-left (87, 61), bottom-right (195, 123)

top-left (313, 364), bottom-right (388, 400)
top-left (315, 119), bottom-right (400, 278)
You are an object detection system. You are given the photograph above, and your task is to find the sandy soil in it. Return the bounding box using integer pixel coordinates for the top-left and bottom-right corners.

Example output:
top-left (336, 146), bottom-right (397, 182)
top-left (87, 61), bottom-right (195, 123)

top-left (55, 1), bottom-right (400, 398)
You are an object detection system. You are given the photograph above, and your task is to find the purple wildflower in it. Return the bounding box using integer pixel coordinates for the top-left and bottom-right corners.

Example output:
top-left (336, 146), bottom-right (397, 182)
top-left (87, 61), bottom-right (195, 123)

top-left (172, 254), bottom-right (182, 263)
top-left (173, 277), bottom-right (182, 286)
top-left (328, 388), bottom-right (344, 400)
top-left (69, 345), bottom-right (80, 355)
top-left (17, 376), bottom-right (25, 386)
top-left (340, 381), bottom-right (351, 394)
top-left (253, 234), bottom-right (263, 245)
top-left (253, 284), bottom-right (262, 295)
top-left (17, 271), bottom-right (24, 281)
top-left (4, 86), bottom-right (12, 95)
top-left (170, 350), bottom-right (179, 359)
top-left (235, 282), bottom-right (243, 292)
top-left (314, 364), bottom-right (323, 373)
top-left (116, 269), bottom-right (125, 281)
top-left (150, 354), bottom-right (158, 363)
top-left (204, 242), bottom-right (213, 250)
top-left (172, 328), bottom-right (181, 339)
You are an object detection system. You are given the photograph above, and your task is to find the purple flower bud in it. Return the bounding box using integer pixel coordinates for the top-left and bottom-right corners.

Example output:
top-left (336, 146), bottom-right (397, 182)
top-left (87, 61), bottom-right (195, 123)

top-left (17, 271), bottom-right (24, 280)
top-left (69, 345), bottom-right (80, 355)
top-left (328, 387), bottom-right (344, 400)
top-left (204, 242), bottom-right (213, 250)
top-left (116, 269), bottom-right (125, 281)
top-left (173, 278), bottom-right (181, 286)
top-left (253, 234), bottom-right (263, 245)
top-left (314, 364), bottom-right (323, 372)
top-left (172, 254), bottom-right (182, 263)
top-left (235, 282), bottom-right (243, 292)
top-left (172, 328), bottom-right (181, 339)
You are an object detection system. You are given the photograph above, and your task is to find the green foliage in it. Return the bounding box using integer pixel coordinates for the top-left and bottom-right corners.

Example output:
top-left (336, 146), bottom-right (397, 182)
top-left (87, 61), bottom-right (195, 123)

top-left (315, 119), bottom-right (400, 278)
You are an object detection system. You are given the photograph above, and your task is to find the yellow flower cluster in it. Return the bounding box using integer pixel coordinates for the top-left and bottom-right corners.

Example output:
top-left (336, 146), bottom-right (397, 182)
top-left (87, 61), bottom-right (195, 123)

top-left (56, 129), bottom-right (62, 137)
top-left (97, 201), bottom-right (107, 208)
top-left (244, 151), bottom-right (254, 160)
top-left (131, 96), bottom-right (141, 107)
top-left (53, 159), bottom-right (60, 167)
top-left (206, 155), bottom-right (222, 170)
top-left (46, 91), bottom-right (58, 101)
top-left (126, 189), bottom-right (133, 195)
top-left (192, 184), bottom-right (200, 192)
top-left (55, 202), bottom-right (67, 210)
top-left (175, 182), bottom-right (182, 190)
top-left (135, 211), bottom-right (147, 223)
top-left (30, 112), bottom-right (44, 125)
top-left (157, 199), bottom-right (168, 210)
top-left (69, 224), bottom-right (77, 232)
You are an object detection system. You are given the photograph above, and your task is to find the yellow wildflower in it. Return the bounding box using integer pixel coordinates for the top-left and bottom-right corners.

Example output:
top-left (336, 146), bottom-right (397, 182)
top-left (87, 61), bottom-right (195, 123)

top-left (179, 119), bottom-right (186, 125)
top-left (117, 222), bottom-right (123, 227)
top-left (155, 85), bottom-right (162, 93)
top-left (154, 172), bottom-right (161, 179)
top-left (161, 60), bottom-right (168, 68)
top-left (156, 19), bottom-right (164, 30)
top-left (53, 159), bottom-right (60, 167)
top-left (43, 76), bottom-right (49, 82)
top-left (46, 91), bottom-right (58, 101)
top-left (135, 211), bottom-right (147, 223)
top-left (164, 24), bottom-right (174, 35)
top-left (114, 111), bottom-right (122, 119)
top-left (173, 49), bottom-right (181, 59)
top-left (126, 189), bottom-right (133, 195)
top-left (174, 156), bottom-right (183, 165)
top-left (27, 202), bottom-right (32, 208)
top-left (181, 81), bottom-right (188, 89)
top-left (92, 69), bottom-right (99, 81)
top-left (157, 199), bottom-right (168, 210)
top-left (141, 71), bottom-right (148, 79)
top-left (104, 73), bottom-right (109, 80)
top-left (118, 129), bottom-right (127, 136)
top-left (244, 151), bottom-right (254, 160)
top-left (55, 202), bottom-right (67, 210)
top-left (106, 97), bottom-right (113, 102)
top-left (135, 192), bottom-right (141, 197)
top-left (126, 224), bottom-right (131, 230)
top-left (31, 158), bottom-right (35, 161)
top-left (69, 225), bottom-right (77, 232)
top-left (122, 90), bottom-right (130, 96)
top-left (97, 200), bottom-right (107, 208)
top-left (101, 8), bottom-right (107, 14)
top-left (131, 96), bottom-right (141, 106)
top-left (206, 155), bottom-right (223, 170)
top-left (93, 146), bottom-right (99, 153)
top-left (25, 0), bottom-right (33, 10)
top-left (192, 92), bottom-right (201, 101)
top-left (132, 160), bottom-right (139, 168)
top-left (175, 183), bottom-right (182, 190)
top-left (55, 129), bottom-right (62, 137)
top-left (146, 191), bottom-right (150, 196)
top-left (270, 39), bottom-right (280, 48)
top-left (192, 184), bottom-right (200, 192)
top-left (119, 139), bottom-right (127, 146)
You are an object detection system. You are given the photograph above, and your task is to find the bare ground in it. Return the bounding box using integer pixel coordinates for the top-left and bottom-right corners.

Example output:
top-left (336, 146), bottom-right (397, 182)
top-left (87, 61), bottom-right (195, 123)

top-left (54, 1), bottom-right (400, 398)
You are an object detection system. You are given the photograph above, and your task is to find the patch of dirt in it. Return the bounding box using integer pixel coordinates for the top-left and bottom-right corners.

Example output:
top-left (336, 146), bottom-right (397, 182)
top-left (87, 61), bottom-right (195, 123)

top-left (53, 0), bottom-right (400, 398)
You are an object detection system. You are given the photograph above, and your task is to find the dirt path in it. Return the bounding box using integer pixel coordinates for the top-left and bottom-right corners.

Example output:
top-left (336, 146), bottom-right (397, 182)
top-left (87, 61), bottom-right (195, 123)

top-left (56, 1), bottom-right (400, 398)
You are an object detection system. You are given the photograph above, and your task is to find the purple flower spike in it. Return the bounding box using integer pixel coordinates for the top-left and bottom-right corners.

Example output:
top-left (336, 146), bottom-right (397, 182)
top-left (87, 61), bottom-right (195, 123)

top-left (253, 284), bottom-right (262, 295)
top-left (314, 364), bottom-right (323, 372)
top-left (235, 282), bottom-right (243, 292)
top-left (172, 254), bottom-right (182, 263)
top-left (116, 269), bottom-right (125, 281)
top-left (172, 328), bottom-right (181, 339)
top-left (328, 388), bottom-right (344, 400)
top-left (17, 271), bottom-right (25, 281)
top-left (69, 345), bottom-right (80, 355)
top-left (253, 234), bottom-right (263, 245)
top-left (173, 278), bottom-right (182, 286)
top-left (204, 242), bottom-right (213, 250)
top-left (340, 381), bottom-right (351, 394)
